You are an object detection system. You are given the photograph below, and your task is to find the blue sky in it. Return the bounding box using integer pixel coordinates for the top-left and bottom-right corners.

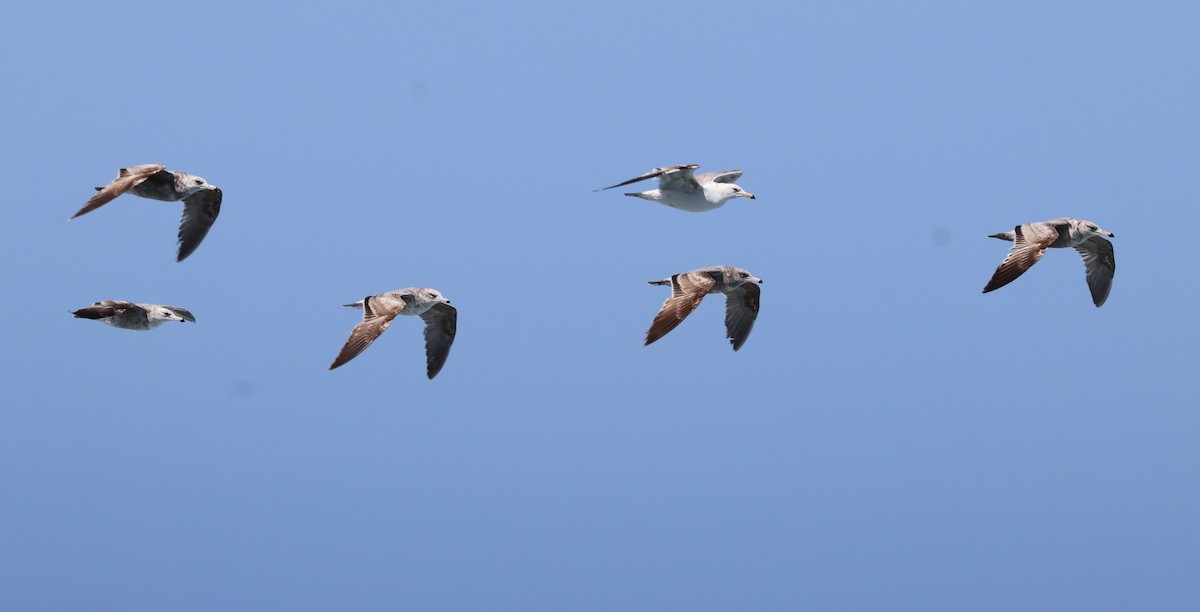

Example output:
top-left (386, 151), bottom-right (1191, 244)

top-left (2, 2), bottom-right (1199, 610)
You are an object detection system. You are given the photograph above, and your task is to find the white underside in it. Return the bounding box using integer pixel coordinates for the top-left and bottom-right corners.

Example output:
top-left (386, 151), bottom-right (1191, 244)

top-left (633, 188), bottom-right (726, 213)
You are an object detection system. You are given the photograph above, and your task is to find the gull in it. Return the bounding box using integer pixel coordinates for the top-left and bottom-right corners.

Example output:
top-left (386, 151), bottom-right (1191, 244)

top-left (71, 164), bottom-right (223, 262)
top-left (72, 301), bottom-right (195, 330)
top-left (644, 266), bottom-right (763, 350)
top-left (329, 288), bottom-right (457, 379)
top-left (982, 218), bottom-right (1116, 307)
top-left (596, 164), bottom-right (756, 212)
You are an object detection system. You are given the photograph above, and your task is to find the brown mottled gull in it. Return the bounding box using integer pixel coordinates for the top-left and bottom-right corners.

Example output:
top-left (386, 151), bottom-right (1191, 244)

top-left (983, 218), bottom-right (1116, 307)
top-left (71, 164), bottom-right (222, 262)
top-left (329, 288), bottom-right (457, 379)
top-left (72, 301), bottom-right (195, 330)
top-left (644, 266), bottom-right (763, 350)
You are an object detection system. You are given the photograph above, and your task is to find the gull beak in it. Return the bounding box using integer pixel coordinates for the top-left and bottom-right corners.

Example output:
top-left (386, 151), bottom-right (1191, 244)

top-left (752, 276), bottom-right (763, 284)
top-left (1105, 231), bottom-right (1115, 238)
top-left (743, 191), bottom-right (756, 200)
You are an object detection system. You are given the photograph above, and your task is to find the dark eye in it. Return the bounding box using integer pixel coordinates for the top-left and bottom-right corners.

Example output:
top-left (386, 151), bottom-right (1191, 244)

top-left (194, 179), bottom-right (204, 185)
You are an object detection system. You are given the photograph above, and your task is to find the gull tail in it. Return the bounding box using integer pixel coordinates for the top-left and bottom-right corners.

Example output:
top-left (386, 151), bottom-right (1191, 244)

top-left (647, 279), bottom-right (670, 286)
top-left (988, 231), bottom-right (1016, 241)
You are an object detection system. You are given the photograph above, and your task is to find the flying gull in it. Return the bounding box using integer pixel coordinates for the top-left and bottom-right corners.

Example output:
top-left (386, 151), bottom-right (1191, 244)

top-left (71, 164), bottom-right (223, 262)
top-left (644, 266), bottom-right (763, 350)
top-left (982, 217), bottom-right (1116, 307)
top-left (596, 164), bottom-right (756, 212)
top-left (72, 301), bottom-right (196, 330)
top-left (328, 288), bottom-right (457, 379)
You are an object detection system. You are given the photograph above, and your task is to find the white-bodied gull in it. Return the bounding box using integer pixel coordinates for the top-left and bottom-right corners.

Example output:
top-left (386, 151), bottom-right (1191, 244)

top-left (596, 164), bottom-right (755, 212)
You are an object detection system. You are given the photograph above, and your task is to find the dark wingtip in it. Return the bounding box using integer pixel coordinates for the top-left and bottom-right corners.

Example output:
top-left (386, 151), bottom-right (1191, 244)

top-left (176, 243), bottom-right (198, 262)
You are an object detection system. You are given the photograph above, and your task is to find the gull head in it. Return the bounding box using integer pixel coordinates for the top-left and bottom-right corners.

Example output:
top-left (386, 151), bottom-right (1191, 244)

top-left (180, 173), bottom-right (216, 196)
top-left (731, 268), bottom-right (763, 286)
top-left (726, 183), bottom-right (755, 201)
top-left (147, 306), bottom-right (190, 324)
top-left (416, 288), bottom-right (452, 308)
top-left (1081, 220), bottom-right (1115, 238)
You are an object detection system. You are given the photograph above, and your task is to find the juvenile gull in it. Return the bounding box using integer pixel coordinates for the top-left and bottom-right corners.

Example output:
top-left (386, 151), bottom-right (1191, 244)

top-left (71, 164), bottom-right (223, 262)
top-left (644, 266), bottom-right (763, 350)
top-left (596, 164), bottom-right (756, 212)
top-left (982, 217), bottom-right (1116, 307)
top-left (328, 288), bottom-right (457, 379)
top-left (72, 301), bottom-right (195, 330)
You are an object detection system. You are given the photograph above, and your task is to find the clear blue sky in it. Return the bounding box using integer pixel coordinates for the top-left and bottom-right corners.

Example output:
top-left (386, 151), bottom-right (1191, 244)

top-left (2, 2), bottom-right (1198, 610)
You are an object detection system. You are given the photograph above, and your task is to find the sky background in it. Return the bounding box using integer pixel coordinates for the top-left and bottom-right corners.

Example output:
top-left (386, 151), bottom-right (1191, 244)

top-left (2, 1), bottom-right (1199, 610)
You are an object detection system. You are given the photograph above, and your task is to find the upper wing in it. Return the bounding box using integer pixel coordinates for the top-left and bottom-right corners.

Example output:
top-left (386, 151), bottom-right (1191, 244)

top-left (72, 300), bottom-right (138, 319)
top-left (162, 306), bottom-right (197, 322)
top-left (982, 222), bottom-right (1061, 294)
top-left (694, 170), bottom-right (743, 184)
top-left (1074, 236), bottom-right (1116, 307)
top-left (595, 164), bottom-right (700, 192)
top-left (419, 303), bottom-right (457, 379)
top-left (724, 283), bottom-right (760, 351)
top-left (644, 270), bottom-right (716, 346)
top-left (70, 164), bottom-right (167, 219)
top-left (328, 294), bottom-right (406, 370)
top-left (177, 187), bottom-right (222, 262)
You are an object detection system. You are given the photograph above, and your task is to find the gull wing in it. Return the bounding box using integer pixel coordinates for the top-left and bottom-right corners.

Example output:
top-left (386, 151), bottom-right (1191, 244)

top-left (595, 164), bottom-right (701, 192)
top-left (724, 283), bottom-right (760, 351)
top-left (982, 222), bottom-right (1062, 294)
top-left (329, 294), bottom-right (406, 370)
top-left (72, 300), bottom-right (139, 319)
top-left (1074, 236), bottom-right (1116, 307)
top-left (419, 303), bottom-right (457, 379)
top-left (694, 170), bottom-right (743, 184)
top-left (644, 270), bottom-right (716, 346)
top-left (71, 164), bottom-right (167, 219)
top-left (177, 187), bottom-right (222, 262)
